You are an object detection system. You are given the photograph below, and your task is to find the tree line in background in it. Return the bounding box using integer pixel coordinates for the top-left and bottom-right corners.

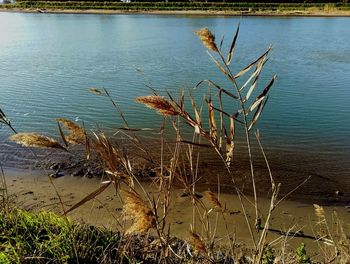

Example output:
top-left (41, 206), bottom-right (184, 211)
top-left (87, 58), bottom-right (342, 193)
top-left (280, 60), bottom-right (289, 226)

top-left (10, 0), bottom-right (349, 4)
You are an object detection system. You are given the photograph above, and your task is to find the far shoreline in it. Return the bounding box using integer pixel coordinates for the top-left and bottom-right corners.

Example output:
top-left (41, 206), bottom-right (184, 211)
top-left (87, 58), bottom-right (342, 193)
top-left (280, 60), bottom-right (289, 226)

top-left (1, 7), bottom-right (350, 17)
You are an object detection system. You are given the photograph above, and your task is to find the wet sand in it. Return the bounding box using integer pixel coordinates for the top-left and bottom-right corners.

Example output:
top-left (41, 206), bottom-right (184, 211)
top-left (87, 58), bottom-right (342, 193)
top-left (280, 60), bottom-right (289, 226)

top-left (4, 168), bottom-right (350, 257)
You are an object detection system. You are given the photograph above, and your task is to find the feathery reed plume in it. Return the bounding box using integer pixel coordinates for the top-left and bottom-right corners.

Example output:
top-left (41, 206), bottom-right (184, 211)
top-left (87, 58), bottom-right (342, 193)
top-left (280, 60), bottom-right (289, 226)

top-left (195, 28), bottom-right (218, 52)
top-left (188, 232), bottom-right (206, 253)
top-left (9, 133), bottom-right (67, 151)
top-left (314, 204), bottom-right (326, 223)
top-left (122, 190), bottom-right (155, 234)
top-left (56, 118), bottom-right (85, 144)
top-left (205, 191), bottom-right (223, 211)
top-left (135, 96), bottom-right (179, 116)
top-left (89, 87), bottom-right (104, 95)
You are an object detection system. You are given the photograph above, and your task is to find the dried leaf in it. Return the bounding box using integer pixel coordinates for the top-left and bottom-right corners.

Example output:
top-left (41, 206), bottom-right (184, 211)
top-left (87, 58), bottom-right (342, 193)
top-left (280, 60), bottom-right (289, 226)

top-left (64, 181), bottom-right (112, 215)
top-left (196, 79), bottom-right (238, 100)
top-left (207, 51), bottom-right (229, 77)
top-left (208, 97), bottom-right (217, 144)
top-left (57, 121), bottom-right (68, 147)
top-left (248, 96), bottom-right (268, 131)
top-left (226, 116), bottom-right (235, 166)
top-left (226, 23), bottom-right (240, 65)
top-left (256, 75), bottom-right (276, 99)
top-left (180, 140), bottom-right (211, 148)
top-left (234, 47), bottom-right (271, 79)
top-left (189, 91), bottom-right (201, 126)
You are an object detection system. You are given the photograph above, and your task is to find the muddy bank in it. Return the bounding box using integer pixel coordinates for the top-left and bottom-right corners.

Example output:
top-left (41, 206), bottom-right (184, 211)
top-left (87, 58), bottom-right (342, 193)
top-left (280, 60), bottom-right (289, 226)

top-left (4, 168), bottom-right (350, 256)
top-left (1, 137), bottom-right (350, 206)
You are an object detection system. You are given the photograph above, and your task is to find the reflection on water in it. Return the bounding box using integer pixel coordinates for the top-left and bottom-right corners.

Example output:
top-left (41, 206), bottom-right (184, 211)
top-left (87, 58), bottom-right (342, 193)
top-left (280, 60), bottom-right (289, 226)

top-left (0, 13), bottom-right (350, 203)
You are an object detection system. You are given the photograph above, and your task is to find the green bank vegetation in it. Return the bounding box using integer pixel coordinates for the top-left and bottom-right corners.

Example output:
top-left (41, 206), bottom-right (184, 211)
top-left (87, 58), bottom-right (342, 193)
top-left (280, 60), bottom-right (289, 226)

top-left (1, 26), bottom-right (350, 263)
top-left (1, 0), bottom-right (350, 13)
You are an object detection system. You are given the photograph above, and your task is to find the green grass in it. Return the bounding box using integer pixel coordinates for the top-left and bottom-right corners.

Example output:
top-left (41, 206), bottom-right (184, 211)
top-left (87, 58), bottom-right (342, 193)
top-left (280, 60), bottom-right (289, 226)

top-left (0, 208), bottom-right (123, 263)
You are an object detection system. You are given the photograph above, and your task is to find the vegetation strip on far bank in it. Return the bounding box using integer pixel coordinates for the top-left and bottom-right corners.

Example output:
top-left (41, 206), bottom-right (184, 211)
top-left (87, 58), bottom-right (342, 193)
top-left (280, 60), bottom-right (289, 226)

top-left (1, 1), bottom-right (350, 16)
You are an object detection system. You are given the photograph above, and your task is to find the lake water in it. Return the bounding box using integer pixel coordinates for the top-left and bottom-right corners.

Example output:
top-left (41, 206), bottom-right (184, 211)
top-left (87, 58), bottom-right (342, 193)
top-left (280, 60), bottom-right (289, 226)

top-left (0, 12), bottom-right (349, 203)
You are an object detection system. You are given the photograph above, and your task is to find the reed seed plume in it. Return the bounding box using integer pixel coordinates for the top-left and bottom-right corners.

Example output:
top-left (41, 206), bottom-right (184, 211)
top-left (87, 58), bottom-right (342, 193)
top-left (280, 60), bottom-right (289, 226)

top-left (89, 87), bottom-right (104, 95)
top-left (195, 28), bottom-right (218, 52)
top-left (122, 190), bottom-right (155, 234)
top-left (135, 96), bottom-right (179, 116)
top-left (314, 204), bottom-right (326, 222)
top-left (56, 118), bottom-right (85, 144)
top-left (188, 232), bottom-right (206, 254)
top-left (9, 133), bottom-right (67, 151)
top-left (205, 191), bottom-right (223, 211)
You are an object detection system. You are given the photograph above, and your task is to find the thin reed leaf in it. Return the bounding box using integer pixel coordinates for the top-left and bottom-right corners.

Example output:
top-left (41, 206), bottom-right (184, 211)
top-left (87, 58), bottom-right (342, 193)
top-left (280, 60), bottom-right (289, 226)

top-left (196, 79), bottom-right (239, 100)
top-left (189, 91), bottom-right (202, 134)
top-left (180, 140), bottom-right (211, 148)
top-left (256, 75), bottom-right (276, 101)
top-left (247, 96), bottom-right (265, 114)
top-left (248, 96), bottom-right (269, 131)
top-left (207, 51), bottom-right (230, 77)
top-left (226, 23), bottom-right (240, 65)
top-left (226, 116), bottom-right (235, 166)
top-left (208, 96), bottom-right (218, 144)
top-left (57, 121), bottom-right (68, 147)
top-left (234, 47), bottom-right (271, 79)
top-left (64, 181), bottom-right (112, 215)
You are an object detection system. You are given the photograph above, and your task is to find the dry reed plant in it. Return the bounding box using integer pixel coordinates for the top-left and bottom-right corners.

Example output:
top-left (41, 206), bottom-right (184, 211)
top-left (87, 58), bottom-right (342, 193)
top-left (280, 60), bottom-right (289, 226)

top-left (136, 25), bottom-right (285, 263)
top-left (5, 26), bottom-right (346, 263)
top-left (188, 232), bottom-right (207, 254)
top-left (312, 205), bottom-right (350, 263)
top-left (195, 28), bottom-right (218, 53)
top-left (9, 133), bottom-right (67, 151)
top-left (56, 118), bottom-right (86, 145)
top-left (204, 191), bottom-right (223, 212)
top-left (122, 190), bottom-right (155, 234)
top-left (135, 96), bottom-right (179, 116)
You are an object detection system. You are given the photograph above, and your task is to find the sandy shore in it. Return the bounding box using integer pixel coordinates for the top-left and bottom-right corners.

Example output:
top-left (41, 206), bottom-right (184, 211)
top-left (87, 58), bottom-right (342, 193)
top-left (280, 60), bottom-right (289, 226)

top-left (3, 168), bottom-right (349, 256)
top-left (1, 8), bottom-right (350, 17)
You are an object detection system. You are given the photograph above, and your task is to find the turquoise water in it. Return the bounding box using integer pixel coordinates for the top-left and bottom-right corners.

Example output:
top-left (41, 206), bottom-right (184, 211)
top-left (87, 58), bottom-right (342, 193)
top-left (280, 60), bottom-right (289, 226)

top-left (0, 13), bottom-right (350, 202)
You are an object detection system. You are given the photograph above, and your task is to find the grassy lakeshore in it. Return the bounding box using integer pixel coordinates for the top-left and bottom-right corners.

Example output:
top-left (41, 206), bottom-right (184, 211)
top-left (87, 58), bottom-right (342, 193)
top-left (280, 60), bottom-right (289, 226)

top-left (1, 2), bottom-right (350, 16)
